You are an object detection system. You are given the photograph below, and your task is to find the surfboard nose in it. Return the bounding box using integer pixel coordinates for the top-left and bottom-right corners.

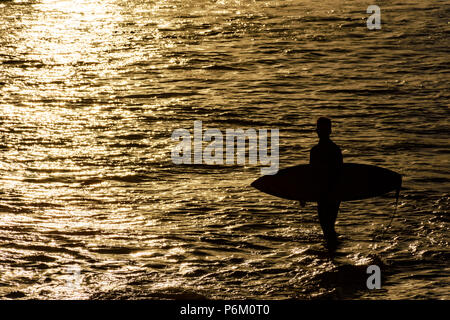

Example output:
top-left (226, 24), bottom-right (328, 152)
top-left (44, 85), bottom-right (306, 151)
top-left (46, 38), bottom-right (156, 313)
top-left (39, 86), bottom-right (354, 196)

top-left (250, 177), bottom-right (264, 191)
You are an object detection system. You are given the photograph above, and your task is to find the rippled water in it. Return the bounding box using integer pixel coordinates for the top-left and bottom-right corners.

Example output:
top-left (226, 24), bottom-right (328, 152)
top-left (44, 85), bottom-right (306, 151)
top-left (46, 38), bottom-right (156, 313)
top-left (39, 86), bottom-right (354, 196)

top-left (0, 0), bottom-right (448, 299)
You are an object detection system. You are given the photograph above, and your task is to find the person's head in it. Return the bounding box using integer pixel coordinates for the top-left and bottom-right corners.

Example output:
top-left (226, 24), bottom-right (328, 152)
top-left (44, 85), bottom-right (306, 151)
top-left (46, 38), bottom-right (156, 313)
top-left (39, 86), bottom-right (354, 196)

top-left (316, 117), bottom-right (332, 139)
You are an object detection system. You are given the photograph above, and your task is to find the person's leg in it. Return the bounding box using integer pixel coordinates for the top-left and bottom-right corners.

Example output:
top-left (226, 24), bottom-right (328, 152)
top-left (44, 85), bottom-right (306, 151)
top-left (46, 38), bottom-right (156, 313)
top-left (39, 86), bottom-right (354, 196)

top-left (317, 201), bottom-right (332, 238)
top-left (330, 201), bottom-right (340, 234)
top-left (317, 200), bottom-right (339, 248)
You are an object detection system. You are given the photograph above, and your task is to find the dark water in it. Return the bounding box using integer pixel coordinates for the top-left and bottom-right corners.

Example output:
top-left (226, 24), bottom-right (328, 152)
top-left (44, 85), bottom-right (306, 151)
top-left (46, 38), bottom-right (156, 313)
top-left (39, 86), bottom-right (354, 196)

top-left (0, 0), bottom-right (448, 299)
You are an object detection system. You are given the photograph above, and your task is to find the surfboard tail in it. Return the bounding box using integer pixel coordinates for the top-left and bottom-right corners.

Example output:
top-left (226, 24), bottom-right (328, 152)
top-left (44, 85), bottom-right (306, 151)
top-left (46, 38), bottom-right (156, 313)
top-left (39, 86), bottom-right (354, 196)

top-left (395, 174), bottom-right (402, 206)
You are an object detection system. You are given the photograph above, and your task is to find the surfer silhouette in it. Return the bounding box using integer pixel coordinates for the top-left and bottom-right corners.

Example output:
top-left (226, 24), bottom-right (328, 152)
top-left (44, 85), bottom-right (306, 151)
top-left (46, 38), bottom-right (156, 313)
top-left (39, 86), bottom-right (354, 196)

top-left (309, 117), bottom-right (343, 249)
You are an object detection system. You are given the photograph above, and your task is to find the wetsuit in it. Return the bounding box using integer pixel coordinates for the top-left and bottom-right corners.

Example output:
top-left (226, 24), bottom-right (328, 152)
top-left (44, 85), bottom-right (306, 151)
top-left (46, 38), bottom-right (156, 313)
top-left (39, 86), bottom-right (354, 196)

top-left (310, 138), bottom-right (343, 247)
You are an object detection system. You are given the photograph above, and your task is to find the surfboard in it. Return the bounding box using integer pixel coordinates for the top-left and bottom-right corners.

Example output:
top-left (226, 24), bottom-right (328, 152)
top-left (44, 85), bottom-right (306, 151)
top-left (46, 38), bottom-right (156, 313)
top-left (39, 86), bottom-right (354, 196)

top-left (251, 163), bottom-right (401, 202)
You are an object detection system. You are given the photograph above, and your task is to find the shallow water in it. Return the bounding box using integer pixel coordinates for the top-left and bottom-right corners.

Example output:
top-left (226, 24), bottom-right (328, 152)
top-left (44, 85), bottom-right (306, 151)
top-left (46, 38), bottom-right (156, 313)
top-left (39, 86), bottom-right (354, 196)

top-left (0, 0), bottom-right (448, 299)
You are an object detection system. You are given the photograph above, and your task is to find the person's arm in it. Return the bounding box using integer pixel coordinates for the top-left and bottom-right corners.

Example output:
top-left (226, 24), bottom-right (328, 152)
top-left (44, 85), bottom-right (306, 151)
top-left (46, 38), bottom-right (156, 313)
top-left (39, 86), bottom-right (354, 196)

top-left (326, 146), bottom-right (342, 197)
top-left (301, 148), bottom-right (316, 208)
top-left (337, 146), bottom-right (343, 165)
top-left (309, 147), bottom-right (315, 165)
